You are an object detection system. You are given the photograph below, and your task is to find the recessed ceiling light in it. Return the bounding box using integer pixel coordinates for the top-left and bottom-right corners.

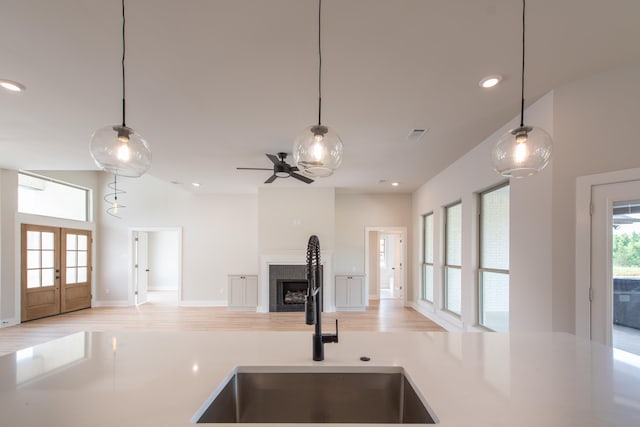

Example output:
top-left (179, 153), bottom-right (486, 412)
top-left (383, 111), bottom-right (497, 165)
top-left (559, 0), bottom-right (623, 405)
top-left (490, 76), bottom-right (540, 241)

top-left (391, 182), bottom-right (400, 187)
top-left (479, 75), bottom-right (502, 89)
top-left (0, 79), bottom-right (26, 92)
top-left (191, 182), bottom-right (201, 187)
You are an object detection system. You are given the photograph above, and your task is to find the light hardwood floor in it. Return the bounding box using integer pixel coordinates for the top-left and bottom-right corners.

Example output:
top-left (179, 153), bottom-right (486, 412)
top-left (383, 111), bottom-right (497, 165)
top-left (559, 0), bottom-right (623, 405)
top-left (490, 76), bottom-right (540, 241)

top-left (0, 297), bottom-right (444, 356)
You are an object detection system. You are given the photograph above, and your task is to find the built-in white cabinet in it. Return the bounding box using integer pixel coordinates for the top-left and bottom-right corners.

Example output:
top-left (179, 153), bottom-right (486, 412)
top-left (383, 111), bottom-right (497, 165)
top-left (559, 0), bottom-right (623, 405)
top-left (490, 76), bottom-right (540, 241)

top-left (228, 275), bottom-right (258, 311)
top-left (335, 275), bottom-right (366, 311)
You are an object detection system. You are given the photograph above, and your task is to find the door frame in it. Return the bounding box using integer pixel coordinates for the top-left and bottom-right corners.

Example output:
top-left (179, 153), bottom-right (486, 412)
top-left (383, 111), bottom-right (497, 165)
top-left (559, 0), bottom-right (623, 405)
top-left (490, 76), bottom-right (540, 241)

top-left (14, 214), bottom-right (95, 325)
top-left (127, 227), bottom-right (182, 306)
top-left (364, 226), bottom-right (408, 306)
top-left (576, 167), bottom-right (640, 340)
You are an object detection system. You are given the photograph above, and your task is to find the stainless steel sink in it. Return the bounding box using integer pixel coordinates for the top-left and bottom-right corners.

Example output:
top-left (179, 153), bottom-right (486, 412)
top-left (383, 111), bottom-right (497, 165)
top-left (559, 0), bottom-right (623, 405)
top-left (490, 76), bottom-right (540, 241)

top-left (193, 366), bottom-right (437, 424)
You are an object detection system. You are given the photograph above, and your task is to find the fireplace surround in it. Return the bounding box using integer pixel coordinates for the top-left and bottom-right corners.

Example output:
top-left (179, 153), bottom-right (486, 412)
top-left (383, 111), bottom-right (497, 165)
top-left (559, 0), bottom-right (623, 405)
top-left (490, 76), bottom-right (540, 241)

top-left (259, 251), bottom-right (334, 313)
top-left (269, 264), bottom-right (322, 312)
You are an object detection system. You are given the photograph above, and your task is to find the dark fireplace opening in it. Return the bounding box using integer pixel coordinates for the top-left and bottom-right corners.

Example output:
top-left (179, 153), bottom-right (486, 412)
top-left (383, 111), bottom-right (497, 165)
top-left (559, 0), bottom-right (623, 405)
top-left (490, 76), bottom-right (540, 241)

top-left (276, 279), bottom-right (308, 312)
top-left (282, 281), bottom-right (307, 305)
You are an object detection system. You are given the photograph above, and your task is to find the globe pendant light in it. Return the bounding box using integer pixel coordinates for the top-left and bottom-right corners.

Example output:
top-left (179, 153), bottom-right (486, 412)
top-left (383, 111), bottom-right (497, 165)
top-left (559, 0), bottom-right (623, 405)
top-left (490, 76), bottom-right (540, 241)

top-left (492, 0), bottom-right (552, 178)
top-left (293, 0), bottom-right (343, 178)
top-left (90, 0), bottom-right (151, 178)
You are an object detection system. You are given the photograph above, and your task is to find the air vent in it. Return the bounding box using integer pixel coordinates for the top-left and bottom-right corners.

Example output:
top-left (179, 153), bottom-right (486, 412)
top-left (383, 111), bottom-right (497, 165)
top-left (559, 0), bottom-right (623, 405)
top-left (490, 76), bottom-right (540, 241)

top-left (407, 128), bottom-right (428, 141)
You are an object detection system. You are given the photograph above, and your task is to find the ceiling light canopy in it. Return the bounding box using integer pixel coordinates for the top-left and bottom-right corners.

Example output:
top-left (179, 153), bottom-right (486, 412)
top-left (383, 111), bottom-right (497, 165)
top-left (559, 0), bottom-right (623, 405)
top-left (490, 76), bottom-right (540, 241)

top-left (0, 79), bottom-right (26, 92)
top-left (293, 0), bottom-right (343, 178)
top-left (90, 0), bottom-right (151, 178)
top-left (479, 75), bottom-right (502, 88)
top-left (492, 0), bottom-right (552, 178)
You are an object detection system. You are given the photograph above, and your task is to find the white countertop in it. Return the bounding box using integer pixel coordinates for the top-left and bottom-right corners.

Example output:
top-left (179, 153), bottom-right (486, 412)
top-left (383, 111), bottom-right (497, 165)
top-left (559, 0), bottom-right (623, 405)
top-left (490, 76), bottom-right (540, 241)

top-left (1, 331), bottom-right (639, 426)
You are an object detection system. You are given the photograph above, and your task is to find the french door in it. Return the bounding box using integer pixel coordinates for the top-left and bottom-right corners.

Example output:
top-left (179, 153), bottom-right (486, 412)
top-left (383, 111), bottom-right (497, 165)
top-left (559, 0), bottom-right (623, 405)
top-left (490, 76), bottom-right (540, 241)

top-left (21, 224), bottom-right (92, 322)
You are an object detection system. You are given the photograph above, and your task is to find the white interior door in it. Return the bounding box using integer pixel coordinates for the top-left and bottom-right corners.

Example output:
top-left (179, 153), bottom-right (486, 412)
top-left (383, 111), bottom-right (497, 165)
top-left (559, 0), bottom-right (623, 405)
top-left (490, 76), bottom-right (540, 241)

top-left (591, 180), bottom-right (640, 346)
top-left (134, 231), bottom-right (149, 305)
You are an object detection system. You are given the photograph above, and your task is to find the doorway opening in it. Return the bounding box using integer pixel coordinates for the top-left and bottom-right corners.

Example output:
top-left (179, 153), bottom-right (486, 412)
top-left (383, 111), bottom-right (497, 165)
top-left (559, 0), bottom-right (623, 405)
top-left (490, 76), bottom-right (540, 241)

top-left (611, 199), bottom-right (640, 356)
top-left (586, 176), bottom-right (640, 359)
top-left (365, 227), bottom-right (407, 304)
top-left (129, 228), bottom-right (182, 306)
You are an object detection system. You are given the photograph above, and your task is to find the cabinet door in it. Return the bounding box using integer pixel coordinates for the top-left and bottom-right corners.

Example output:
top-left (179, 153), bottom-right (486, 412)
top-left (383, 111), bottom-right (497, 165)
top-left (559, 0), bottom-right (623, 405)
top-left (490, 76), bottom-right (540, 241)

top-left (347, 276), bottom-right (365, 307)
top-left (229, 276), bottom-right (246, 307)
top-left (245, 276), bottom-right (258, 306)
top-left (335, 276), bottom-right (349, 307)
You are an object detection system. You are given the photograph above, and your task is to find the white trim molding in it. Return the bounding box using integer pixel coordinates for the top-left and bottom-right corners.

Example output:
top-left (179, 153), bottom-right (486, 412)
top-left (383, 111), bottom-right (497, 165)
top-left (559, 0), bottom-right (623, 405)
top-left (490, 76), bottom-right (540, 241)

top-left (575, 167), bottom-right (640, 340)
top-left (180, 300), bottom-right (227, 307)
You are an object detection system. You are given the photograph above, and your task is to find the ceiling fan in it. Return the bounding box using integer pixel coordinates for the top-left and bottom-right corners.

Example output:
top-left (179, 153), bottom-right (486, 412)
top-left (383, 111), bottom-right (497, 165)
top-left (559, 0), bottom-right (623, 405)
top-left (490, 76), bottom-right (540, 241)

top-left (237, 152), bottom-right (314, 184)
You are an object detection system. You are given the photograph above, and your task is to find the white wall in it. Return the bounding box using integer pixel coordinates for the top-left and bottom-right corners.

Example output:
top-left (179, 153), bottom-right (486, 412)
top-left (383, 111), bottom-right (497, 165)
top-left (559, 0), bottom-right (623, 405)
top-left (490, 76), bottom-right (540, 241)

top-left (96, 173), bottom-right (258, 305)
top-left (334, 193), bottom-right (411, 275)
top-left (258, 187), bottom-right (335, 253)
top-left (551, 62), bottom-right (640, 332)
top-left (148, 230), bottom-right (180, 291)
top-left (411, 93), bottom-right (554, 332)
top-left (0, 170), bottom-right (17, 324)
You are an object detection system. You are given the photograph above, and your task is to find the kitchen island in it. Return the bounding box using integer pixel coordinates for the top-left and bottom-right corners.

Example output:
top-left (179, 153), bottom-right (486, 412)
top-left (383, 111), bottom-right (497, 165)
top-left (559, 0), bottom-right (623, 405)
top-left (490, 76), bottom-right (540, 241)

top-left (0, 331), bottom-right (639, 426)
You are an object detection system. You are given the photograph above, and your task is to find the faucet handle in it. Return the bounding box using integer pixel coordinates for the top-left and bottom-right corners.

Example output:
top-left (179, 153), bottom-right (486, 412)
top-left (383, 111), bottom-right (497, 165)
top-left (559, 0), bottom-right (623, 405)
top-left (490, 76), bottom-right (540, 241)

top-left (322, 319), bottom-right (339, 344)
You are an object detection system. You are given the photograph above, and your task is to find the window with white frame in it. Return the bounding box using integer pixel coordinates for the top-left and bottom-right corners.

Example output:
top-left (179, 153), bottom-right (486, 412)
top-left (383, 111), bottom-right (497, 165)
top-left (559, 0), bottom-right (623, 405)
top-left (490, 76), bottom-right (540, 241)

top-left (444, 202), bottom-right (462, 315)
top-left (479, 183), bottom-right (510, 331)
top-left (422, 212), bottom-right (434, 302)
top-left (18, 173), bottom-right (90, 222)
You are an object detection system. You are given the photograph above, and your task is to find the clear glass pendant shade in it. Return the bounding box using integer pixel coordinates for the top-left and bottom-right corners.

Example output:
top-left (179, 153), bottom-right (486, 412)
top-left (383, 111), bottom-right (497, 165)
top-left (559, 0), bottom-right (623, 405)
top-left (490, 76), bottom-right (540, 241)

top-left (492, 125), bottom-right (552, 178)
top-left (293, 124), bottom-right (343, 178)
top-left (90, 125), bottom-right (152, 177)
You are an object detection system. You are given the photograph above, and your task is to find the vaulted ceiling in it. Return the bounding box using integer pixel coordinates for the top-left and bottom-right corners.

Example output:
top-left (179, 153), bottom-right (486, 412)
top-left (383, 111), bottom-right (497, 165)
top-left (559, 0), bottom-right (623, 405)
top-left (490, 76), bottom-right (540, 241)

top-left (2, 0), bottom-right (639, 193)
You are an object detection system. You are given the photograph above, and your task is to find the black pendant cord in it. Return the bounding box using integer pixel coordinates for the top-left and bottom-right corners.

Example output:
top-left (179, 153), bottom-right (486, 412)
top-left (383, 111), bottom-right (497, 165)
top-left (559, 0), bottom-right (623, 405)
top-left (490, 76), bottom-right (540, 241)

top-left (519, 0), bottom-right (526, 128)
top-left (121, 0), bottom-right (127, 128)
top-left (317, 0), bottom-right (322, 126)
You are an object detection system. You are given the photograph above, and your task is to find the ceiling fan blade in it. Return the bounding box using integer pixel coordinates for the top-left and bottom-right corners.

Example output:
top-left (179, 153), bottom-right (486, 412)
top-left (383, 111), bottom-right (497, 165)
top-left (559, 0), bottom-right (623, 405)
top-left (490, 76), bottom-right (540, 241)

top-left (237, 167), bottom-right (272, 171)
top-left (290, 172), bottom-right (314, 184)
top-left (266, 154), bottom-right (280, 165)
top-left (291, 165), bottom-right (300, 172)
top-left (264, 174), bottom-right (278, 184)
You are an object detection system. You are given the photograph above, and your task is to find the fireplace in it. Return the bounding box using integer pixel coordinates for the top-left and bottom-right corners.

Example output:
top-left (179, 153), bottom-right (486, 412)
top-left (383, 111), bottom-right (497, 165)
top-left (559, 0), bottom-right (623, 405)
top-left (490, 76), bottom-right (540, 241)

top-left (268, 264), bottom-right (323, 312)
top-left (276, 280), bottom-right (308, 312)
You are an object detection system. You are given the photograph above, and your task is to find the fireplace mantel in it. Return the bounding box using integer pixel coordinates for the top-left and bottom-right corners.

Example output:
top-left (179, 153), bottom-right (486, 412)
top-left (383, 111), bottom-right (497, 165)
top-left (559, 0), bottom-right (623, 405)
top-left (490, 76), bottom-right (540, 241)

top-left (258, 251), bottom-right (334, 313)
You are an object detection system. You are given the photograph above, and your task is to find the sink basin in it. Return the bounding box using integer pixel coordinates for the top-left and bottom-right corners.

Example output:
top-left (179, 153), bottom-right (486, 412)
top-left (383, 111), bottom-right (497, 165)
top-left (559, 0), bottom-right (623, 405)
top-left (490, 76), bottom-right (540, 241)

top-left (193, 366), bottom-right (437, 424)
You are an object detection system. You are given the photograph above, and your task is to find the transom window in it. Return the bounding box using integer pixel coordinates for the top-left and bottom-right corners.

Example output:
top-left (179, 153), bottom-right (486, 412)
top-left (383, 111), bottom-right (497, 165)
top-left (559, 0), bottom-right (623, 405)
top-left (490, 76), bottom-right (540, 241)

top-left (18, 172), bottom-right (90, 222)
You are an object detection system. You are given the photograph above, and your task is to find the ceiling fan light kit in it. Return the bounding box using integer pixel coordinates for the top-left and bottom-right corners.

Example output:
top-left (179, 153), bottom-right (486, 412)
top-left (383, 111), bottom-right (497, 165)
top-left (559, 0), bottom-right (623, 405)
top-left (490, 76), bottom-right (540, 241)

top-left (90, 0), bottom-right (151, 179)
top-left (492, 0), bottom-right (552, 178)
top-left (293, 0), bottom-right (343, 178)
top-left (237, 153), bottom-right (314, 184)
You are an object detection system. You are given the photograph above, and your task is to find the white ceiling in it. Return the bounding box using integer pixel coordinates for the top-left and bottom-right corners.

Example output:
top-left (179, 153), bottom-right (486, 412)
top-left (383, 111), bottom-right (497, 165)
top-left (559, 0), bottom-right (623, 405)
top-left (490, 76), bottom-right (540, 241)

top-left (1, 0), bottom-right (639, 194)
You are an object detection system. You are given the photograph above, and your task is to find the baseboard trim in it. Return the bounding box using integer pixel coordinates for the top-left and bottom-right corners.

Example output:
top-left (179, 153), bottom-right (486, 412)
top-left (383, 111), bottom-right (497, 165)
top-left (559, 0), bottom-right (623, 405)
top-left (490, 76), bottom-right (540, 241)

top-left (1, 318), bottom-right (19, 328)
top-left (180, 300), bottom-right (227, 307)
top-left (93, 300), bottom-right (129, 307)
